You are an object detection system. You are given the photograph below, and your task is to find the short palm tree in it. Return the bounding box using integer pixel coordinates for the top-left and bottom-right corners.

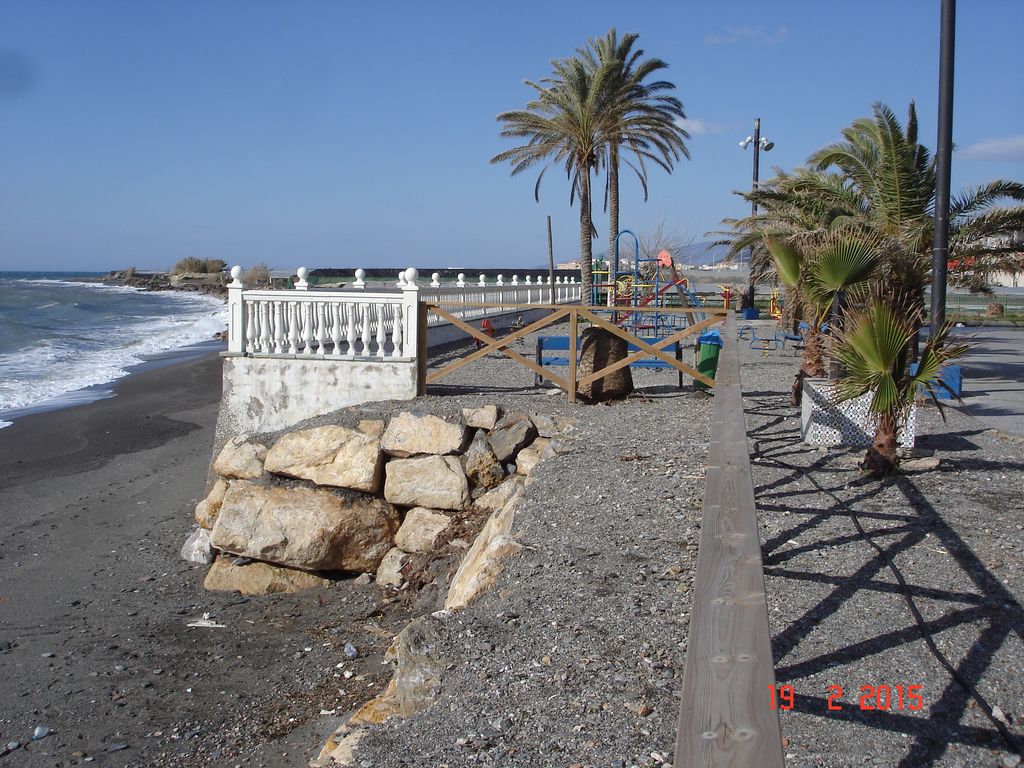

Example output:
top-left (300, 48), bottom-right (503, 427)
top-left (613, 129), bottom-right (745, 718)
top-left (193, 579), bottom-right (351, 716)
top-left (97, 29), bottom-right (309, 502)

top-left (766, 235), bottom-right (879, 402)
top-left (492, 57), bottom-right (610, 299)
top-left (578, 30), bottom-right (691, 264)
top-left (833, 296), bottom-right (969, 474)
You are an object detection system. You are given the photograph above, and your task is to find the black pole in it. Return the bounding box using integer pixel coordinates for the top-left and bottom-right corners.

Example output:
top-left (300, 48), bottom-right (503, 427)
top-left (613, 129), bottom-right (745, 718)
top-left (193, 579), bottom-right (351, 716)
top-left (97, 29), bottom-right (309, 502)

top-left (744, 117), bottom-right (761, 310)
top-left (752, 117), bottom-right (761, 218)
top-left (930, 0), bottom-right (955, 337)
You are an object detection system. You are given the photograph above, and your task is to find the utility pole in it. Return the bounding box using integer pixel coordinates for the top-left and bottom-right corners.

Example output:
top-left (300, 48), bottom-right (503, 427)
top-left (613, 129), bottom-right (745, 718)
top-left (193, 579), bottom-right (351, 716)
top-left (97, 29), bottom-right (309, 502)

top-left (930, 0), bottom-right (955, 337)
top-left (547, 215), bottom-right (555, 305)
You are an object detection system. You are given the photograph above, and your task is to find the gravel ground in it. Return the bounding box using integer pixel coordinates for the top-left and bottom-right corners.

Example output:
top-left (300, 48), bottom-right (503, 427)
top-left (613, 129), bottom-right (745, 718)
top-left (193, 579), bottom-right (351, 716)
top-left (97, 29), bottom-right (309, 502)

top-left (348, 326), bottom-right (712, 768)
top-left (738, 341), bottom-right (1024, 768)
top-left (350, 325), bottom-right (1024, 768)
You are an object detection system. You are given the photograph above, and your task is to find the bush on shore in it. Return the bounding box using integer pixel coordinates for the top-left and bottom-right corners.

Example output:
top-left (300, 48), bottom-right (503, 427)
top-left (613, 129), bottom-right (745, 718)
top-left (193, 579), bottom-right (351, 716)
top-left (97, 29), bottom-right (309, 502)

top-left (242, 263), bottom-right (271, 287)
top-left (172, 257), bottom-right (228, 274)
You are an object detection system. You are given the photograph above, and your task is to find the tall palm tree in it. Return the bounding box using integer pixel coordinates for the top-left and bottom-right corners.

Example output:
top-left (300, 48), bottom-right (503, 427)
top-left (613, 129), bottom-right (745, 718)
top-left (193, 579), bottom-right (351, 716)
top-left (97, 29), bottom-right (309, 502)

top-left (578, 30), bottom-right (691, 267)
top-left (492, 57), bottom-right (610, 299)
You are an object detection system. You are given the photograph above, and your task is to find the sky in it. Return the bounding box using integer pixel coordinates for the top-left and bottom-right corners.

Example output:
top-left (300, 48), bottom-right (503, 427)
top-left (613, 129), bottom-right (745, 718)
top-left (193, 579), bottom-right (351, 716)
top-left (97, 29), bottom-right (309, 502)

top-left (1, 0), bottom-right (1022, 273)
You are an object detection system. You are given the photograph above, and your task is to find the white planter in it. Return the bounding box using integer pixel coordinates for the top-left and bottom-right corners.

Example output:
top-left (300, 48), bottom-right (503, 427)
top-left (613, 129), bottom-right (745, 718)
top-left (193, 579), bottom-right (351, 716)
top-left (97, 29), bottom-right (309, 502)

top-left (801, 377), bottom-right (915, 448)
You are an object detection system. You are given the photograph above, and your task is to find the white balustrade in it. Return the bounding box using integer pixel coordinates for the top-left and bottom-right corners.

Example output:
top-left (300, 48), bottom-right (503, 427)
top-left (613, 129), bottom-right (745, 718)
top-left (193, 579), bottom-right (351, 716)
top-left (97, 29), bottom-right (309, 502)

top-left (226, 266), bottom-right (583, 358)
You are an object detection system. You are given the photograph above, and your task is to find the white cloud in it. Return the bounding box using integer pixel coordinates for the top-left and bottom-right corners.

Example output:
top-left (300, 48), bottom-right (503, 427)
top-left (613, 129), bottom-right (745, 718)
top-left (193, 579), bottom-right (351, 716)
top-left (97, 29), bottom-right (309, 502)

top-left (959, 135), bottom-right (1024, 162)
top-left (705, 26), bottom-right (789, 46)
top-left (676, 117), bottom-right (728, 136)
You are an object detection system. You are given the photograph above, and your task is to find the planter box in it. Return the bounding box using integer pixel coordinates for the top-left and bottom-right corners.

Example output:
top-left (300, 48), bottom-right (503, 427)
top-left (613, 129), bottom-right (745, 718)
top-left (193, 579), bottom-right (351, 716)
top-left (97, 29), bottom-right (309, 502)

top-left (801, 377), bottom-right (915, 448)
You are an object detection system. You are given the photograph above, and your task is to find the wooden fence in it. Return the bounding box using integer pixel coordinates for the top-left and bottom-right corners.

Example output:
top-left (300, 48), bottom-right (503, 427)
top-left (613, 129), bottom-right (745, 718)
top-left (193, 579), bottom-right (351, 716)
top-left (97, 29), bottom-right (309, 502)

top-left (421, 304), bottom-right (727, 401)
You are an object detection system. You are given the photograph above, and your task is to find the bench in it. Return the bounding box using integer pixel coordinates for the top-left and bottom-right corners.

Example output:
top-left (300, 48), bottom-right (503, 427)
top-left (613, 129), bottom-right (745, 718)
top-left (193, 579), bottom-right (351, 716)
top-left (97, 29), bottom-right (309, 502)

top-left (535, 335), bottom-right (686, 388)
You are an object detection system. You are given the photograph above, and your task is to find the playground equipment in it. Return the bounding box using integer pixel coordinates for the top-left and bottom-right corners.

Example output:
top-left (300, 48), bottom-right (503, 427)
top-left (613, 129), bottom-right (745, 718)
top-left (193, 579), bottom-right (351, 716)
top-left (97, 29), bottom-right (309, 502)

top-left (718, 285), bottom-right (734, 311)
top-left (769, 287), bottom-right (782, 319)
top-left (592, 230), bottom-right (706, 337)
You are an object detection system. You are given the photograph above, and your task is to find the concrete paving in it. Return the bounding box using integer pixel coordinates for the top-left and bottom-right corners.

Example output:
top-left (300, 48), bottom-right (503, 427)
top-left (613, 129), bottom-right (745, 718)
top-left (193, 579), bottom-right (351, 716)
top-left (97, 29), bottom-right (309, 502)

top-left (955, 325), bottom-right (1024, 437)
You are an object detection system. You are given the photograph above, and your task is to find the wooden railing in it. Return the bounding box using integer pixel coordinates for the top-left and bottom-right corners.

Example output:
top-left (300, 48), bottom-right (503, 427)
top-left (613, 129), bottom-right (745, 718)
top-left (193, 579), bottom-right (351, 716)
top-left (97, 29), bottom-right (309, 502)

top-left (422, 304), bottom-right (727, 400)
top-left (674, 312), bottom-right (785, 767)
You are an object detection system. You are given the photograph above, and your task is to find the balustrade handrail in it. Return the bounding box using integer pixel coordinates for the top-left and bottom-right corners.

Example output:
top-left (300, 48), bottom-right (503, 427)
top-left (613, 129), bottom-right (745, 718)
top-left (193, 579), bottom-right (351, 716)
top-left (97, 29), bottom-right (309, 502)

top-left (225, 265), bottom-right (583, 359)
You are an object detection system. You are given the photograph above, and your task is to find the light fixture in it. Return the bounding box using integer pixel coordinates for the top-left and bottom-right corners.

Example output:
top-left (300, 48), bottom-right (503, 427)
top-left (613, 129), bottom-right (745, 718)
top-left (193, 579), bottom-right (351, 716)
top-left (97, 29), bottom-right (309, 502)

top-left (740, 136), bottom-right (773, 151)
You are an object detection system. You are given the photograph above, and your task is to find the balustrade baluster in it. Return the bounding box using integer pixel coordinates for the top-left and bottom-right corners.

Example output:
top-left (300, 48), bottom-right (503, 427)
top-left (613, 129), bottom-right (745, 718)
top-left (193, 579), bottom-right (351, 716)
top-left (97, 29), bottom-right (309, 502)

top-left (360, 303), bottom-right (372, 355)
top-left (345, 303), bottom-right (357, 357)
top-left (375, 305), bottom-right (386, 356)
top-left (245, 302), bottom-right (257, 353)
top-left (302, 302), bottom-right (315, 354)
top-left (331, 303), bottom-right (343, 355)
top-left (316, 302), bottom-right (328, 356)
top-left (288, 303), bottom-right (300, 354)
top-left (392, 304), bottom-right (403, 356)
top-left (272, 302), bottom-right (284, 353)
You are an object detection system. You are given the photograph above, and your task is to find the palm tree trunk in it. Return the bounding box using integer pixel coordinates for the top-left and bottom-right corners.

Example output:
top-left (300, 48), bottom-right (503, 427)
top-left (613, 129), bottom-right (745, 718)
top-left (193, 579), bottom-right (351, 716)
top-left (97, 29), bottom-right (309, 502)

top-left (861, 410), bottom-right (900, 474)
top-left (579, 167), bottom-right (594, 303)
top-left (608, 142), bottom-right (620, 275)
top-left (791, 319), bottom-right (827, 405)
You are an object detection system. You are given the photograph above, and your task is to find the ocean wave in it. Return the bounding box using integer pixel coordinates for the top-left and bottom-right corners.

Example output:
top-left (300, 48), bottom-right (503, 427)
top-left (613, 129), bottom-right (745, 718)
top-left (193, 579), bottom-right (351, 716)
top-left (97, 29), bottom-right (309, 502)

top-left (0, 304), bottom-right (227, 413)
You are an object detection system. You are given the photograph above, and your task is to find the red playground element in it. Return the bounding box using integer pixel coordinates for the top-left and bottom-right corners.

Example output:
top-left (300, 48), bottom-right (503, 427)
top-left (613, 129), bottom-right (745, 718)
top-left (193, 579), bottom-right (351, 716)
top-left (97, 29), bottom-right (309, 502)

top-left (720, 285), bottom-right (734, 311)
top-left (475, 318), bottom-right (496, 349)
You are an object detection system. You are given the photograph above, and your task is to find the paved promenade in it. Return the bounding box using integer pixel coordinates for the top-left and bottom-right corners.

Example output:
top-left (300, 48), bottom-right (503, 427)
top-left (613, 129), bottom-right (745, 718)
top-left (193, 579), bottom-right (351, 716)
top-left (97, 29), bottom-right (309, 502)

top-left (957, 325), bottom-right (1024, 437)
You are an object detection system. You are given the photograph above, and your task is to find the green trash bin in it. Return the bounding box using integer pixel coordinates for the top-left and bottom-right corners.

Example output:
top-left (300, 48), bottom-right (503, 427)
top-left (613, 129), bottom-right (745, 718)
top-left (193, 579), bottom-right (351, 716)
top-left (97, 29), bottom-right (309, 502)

top-left (695, 331), bottom-right (723, 389)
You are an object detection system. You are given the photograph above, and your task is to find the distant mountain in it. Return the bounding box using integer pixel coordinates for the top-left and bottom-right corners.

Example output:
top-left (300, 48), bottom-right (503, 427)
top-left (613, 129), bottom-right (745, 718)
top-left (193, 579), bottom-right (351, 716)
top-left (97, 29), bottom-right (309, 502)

top-left (677, 241), bottom-right (733, 267)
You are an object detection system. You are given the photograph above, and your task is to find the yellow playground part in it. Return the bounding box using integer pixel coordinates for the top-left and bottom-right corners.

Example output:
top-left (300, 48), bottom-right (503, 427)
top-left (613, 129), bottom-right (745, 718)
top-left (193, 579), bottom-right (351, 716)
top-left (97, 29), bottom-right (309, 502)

top-left (769, 288), bottom-right (782, 319)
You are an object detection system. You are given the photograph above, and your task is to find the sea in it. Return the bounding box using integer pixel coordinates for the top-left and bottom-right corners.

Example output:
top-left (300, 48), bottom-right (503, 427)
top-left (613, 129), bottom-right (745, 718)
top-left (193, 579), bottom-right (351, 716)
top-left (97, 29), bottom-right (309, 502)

top-left (0, 272), bottom-right (228, 428)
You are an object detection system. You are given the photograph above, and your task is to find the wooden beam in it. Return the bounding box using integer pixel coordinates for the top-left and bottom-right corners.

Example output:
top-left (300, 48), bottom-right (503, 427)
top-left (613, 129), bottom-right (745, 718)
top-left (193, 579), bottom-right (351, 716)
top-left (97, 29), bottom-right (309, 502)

top-left (568, 309), bottom-right (578, 403)
top-left (674, 312), bottom-right (785, 768)
top-left (427, 302), bottom-right (725, 314)
top-left (424, 307), bottom-right (569, 389)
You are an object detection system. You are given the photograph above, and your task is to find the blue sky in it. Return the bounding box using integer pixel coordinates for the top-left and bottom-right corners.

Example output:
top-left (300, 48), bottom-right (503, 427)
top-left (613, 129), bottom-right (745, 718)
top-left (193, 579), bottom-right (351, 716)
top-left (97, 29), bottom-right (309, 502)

top-left (1, 0), bottom-right (1022, 272)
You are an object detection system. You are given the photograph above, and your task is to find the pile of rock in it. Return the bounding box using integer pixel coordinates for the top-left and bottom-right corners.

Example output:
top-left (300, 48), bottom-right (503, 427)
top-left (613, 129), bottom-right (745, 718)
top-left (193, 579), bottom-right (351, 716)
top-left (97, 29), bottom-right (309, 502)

top-left (183, 406), bottom-right (572, 598)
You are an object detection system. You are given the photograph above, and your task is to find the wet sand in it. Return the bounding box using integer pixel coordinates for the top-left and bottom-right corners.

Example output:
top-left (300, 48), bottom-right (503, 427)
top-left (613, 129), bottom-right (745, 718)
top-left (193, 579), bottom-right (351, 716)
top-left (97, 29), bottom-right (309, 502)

top-left (0, 350), bottom-right (397, 767)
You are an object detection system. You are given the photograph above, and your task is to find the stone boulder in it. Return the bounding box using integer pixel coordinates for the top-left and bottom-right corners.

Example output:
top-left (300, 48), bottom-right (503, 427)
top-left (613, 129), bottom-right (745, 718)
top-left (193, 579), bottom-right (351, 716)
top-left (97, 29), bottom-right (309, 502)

top-left (445, 489), bottom-right (524, 611)
top-left (461, 405), bottom-right (501, 431)
top-left (204, 557), bottom-right (332, 594)
top-left (210, 481), bottom-right (398, 572)
top-left (384, 456), bottom-right (470, 510)
top-left (531, 414), bottom-right (575, 438)
top-left (381, 412), bottom-right (468, 457)
top-left (395, 508), bottom-right (451, 553)
top-left (195, 478), bottom-right (228, 529)
top-left (461, 430), bottom-right (505, 493)
top-left (516, 437), bottom-right (552, 477)
top-left (487, 413), bottom-right (537, 463)
top-left (349, 616), bottom-right (443, 726)
top-left (213, 435), bottom-right (268, 479)
top-left (376, 547), bottom-right (409, 588)
top-left (475, 475), bottom-right (524, 512)
top-left (576, 327), bottom-right (633, 401)
top-left (264, 424), bottom-right (383, 492)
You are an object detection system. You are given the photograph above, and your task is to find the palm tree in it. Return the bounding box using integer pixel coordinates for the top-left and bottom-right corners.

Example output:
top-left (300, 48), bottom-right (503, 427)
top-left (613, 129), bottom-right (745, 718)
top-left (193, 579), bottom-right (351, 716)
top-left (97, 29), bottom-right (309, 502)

top-left (492, 57), bottom-right (610, 299)
top-left (766, 235), bottom-right (879, 402)
top-left (578, 30), bottom-right (691, 267)
top-left (833, 295), bottom-right (968, 474)
top-left (807, 102), bottom-right (1024, 313)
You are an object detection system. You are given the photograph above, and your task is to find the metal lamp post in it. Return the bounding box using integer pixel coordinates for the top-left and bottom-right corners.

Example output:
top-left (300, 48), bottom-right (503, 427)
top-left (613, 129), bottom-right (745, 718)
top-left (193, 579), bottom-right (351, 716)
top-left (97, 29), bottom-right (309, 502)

top-left (739, 118), bottom-right (774, 307)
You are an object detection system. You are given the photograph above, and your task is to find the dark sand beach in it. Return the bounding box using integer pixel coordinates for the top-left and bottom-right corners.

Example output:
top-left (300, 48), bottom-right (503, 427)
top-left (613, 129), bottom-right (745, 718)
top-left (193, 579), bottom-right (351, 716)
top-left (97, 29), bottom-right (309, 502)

top-left (0, 351), bottom-right (400, 767)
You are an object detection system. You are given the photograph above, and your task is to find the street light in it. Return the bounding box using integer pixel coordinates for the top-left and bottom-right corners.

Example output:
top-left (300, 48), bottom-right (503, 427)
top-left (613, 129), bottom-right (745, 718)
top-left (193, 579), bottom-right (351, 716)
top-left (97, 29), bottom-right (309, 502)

top-left (739, 117), bottom-right (773, 307)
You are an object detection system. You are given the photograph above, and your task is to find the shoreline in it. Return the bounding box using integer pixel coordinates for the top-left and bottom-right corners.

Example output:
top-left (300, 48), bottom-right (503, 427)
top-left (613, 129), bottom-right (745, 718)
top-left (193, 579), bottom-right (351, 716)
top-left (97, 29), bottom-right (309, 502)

top-left (0, 346), bottom-right (224, 488)
top-left (0, 340), bottom-right (227, 430)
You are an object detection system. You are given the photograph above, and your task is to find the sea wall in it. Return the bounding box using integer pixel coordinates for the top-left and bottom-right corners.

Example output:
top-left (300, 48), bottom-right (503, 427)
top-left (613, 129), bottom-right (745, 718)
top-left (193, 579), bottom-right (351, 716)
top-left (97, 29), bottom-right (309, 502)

top-left (217, 355), bottom-right (418, 437)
